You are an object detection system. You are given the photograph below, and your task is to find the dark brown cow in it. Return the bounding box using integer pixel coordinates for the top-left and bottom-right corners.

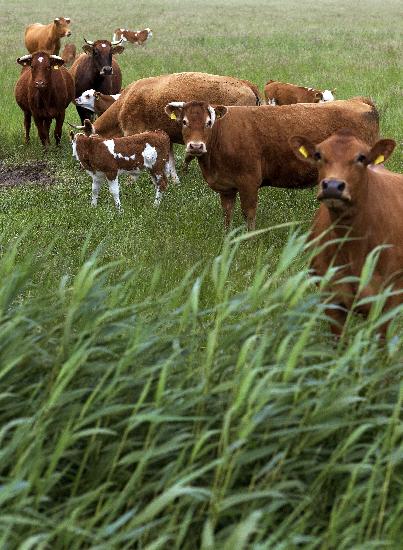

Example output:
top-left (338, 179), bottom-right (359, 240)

top-left (25, 17), bottom-right (71, 55)
top-left (289, 128), bottom-right (402, 337)
top-left (70, 123), bottom-right (170, 210)
top-left (61, 43), bottom-right (76, 66)
top-left (69, 39), bottom-right (124, 124)
top-left (164, 98), bottom-right (379, 230)
top-left (264, 80), bottom-right (335, 105)
top-left (14, 52), bottom-right (74, 146)
top-left (112, 28), bottom-right (152, 45)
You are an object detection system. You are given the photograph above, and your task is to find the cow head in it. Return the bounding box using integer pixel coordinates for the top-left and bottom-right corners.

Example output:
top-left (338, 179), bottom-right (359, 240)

top-left (82, 39), bottom-right (124, 76)
top-left (165, 101), bottom-right (228, 156)
top-left (17, 52), bottom-right (65, 89)
top-left (320, 89), bottom-right (336, 102)
top-left (54, 17), bottom-right (71, 37)
top-left (75, 89), bottom-right (96, 111)
top-left (290, 128), bottom-right (396, 211)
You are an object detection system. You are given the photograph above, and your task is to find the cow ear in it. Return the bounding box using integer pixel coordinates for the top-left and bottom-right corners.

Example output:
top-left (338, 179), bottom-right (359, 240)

top-left (84, 119), bottom-right (95, 136)
top-left (54, 18), bottom-right (60, 24)
top-left (50, 55), bottom-right (65, 67)
top-left (366, 139), bottom-right (396, 166)
top-left (165, 102), bottom-right (184, 121)
top-left (94, 91), bottom-right (101, 100)
top-left (111, 45), bottom-right (124, 55)
top-left (214, 106), bottom-right (228, 119)
top-left (17, 55), bottom-right (32, 67)
top-left (82, 45), bottom-right (93, 55)
top-left (65, 17), bottom-right (71, 23)
top-left (289, 136), bottom-right (317, 164)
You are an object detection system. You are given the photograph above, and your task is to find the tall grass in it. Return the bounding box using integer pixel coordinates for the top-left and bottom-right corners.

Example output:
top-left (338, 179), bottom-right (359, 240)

top-left (1, 231), bottom-right (402, 548)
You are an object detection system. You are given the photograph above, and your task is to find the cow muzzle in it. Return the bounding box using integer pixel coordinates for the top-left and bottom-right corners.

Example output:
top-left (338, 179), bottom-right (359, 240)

top-left (34, 80), bottom-right (47, 89)
top-left (186, 141), bottom-right (207, 156)
top-left (100, 66), bottom-right (113, 76)
top-left (317, 179), bottom-right (351, 203)
top-left (65, 31), bottom-right (72, 37)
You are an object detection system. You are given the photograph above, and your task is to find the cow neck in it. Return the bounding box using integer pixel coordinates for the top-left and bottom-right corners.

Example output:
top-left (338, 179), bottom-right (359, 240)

top-left (30, 80), bottom-right (59, 112)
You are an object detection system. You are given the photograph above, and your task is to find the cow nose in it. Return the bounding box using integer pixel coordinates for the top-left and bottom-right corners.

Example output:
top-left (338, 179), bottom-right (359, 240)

top-left (35, 80), bottom-right (46, 88)
top-left (66, 31), bottom-right (71, 36)
top-left (187, 142), bottom-right (206, 155)
top-left (321, 179), bottom-right (346, 198)
top-left (101, 66), bottom-right (113, 75)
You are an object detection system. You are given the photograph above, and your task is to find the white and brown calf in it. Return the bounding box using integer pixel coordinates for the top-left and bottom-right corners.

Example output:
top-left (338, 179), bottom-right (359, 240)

top-left (70, 123), bottom-right (170, 210)
top-left (75, 89), bottom-right (121, 116)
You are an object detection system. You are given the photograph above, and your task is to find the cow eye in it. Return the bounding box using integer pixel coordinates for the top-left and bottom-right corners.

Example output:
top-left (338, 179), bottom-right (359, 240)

top-left (356, 153), bottom-right (366, 163)
top-left (314, 151), bottom-right (321, 161)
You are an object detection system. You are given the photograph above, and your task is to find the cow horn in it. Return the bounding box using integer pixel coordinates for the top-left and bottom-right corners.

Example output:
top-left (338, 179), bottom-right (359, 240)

top-left (111, 38), bottom-right (124, 46)
top-left (83, 38), bottom-right (94, 46)
top-left (66, 122), bottom-right (85, 129)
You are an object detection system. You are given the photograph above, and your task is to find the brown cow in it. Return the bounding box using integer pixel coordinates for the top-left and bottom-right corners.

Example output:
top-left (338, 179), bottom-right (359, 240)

top-left (61, 43), bottom-right (76, 66)
top-left (112, 28), bottom-right (152, 45)
top-left (264, 80), bottom-right (335, 105)
top-left (75, 89), bottom-right (121, 116)
top-left (15, 52), bottom-right (74, 146)
top-left (79, 72), bottom-right (261, 182)
top-left (70, 122), bottom-right (171, 210)
top-left (164, 98), bottom-right (379, 230)
top-left (25, 17), bottom-right (71, 55)
top-left (289, 128), bottom-right (402, 337)
top-left (69, 39), bottom-right (124, 124)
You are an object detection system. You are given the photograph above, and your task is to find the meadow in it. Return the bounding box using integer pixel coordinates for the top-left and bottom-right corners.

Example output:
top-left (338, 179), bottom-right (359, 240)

top-left (0, 0), bottom-right (402, 547)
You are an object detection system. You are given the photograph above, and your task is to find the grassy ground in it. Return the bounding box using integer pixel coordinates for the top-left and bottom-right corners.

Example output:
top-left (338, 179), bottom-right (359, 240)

top-left (0, 0), bottom-right (402, 547)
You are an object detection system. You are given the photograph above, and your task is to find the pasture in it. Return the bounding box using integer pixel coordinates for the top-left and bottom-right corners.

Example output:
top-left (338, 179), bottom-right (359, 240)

top-left (0, 0), bottom-right (402, 548)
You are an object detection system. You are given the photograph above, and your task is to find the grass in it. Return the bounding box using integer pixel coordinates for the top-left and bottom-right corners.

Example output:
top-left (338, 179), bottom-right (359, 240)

top-left (0, 0), bottom-right (402, 547)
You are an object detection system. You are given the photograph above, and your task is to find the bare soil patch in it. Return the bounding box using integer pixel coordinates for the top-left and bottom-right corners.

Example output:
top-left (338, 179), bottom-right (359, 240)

top-left (0, 161), bottom-right (54, 188)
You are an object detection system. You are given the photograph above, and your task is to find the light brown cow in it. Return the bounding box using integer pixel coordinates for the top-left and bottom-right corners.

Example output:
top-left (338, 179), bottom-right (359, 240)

top-left (80, 72), bottom-right (261, 182)
top-left (289, 128), bottom-right (402, 337)
top-left (264, 80), bottom-right (335, 105)
top-left (61, 43), bottom-right (76, 66)
top-left (25, 17), bottom-right (71, 55)
top-left (112, 28), bottom-right (152, 45)
top-left (70, 122), bottom-right (171, 210)
top-left (164, 98), bottom-right (379, 230)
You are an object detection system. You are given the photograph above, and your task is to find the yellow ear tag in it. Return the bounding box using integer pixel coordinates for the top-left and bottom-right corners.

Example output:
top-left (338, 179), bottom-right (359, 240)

top-left (374, 154), bottom-right (384, 165)
top-left (170, 112), bottom-right (176, 120)
top-left (299, 145), bottom-right (308, 158)
top-left (54, 65), bottom-right (59, 70)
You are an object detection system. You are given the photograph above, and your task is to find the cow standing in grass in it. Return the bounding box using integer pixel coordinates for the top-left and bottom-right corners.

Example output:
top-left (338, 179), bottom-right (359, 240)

top-left (61, 43), bottom-right (77, 66)
top-left (289, 128), bottom-right (403, 337)
top-left (25, 17), bottom-right (71, 55)
top-left (69, 39), bottom-right (124, 124)
top-left (15, 52), bottom-right (74, 146)
top-left (164, 98), bottom-right (379, 230)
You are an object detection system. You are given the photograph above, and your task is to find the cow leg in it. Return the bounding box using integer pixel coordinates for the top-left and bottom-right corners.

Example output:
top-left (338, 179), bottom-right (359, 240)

top-left (151, 172), bottom-right (168, 207)
top-left (107, 177), bottom-right (122, 211)
top-left (43, 118), bottom-right (52, 147)
top-left (239, 186), bottom-right (258, 231)
top-left (325, 304), bottom-right (348, 338)
top-left (23, 111), bottom-right (31, 143)
top-left (54, 112), bottom-right (65, 145)
top-left (219, 189), bottom-right (237, 230)
top-left (168, 144), bottom-right (180, 184)
top-left (90, 172), bottom-right (104, 207)
top-left (33, 116), bottom-right (49, 147)
top-left (183, 153), bottom-right (194, 174)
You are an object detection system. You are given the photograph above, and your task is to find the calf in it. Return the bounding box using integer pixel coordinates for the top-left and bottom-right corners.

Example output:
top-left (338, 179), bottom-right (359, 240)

top-left (75, 89), bottom-right (121, 116)
top-left (25, 17), bottom-right (71, 55)
top-left (289, 128), bottom-right (402, 337)
top-left (264, 80), bottom-right (335, 105)
top-left (61, 43), bottom-right (76, 66)
top-left (69, 39), bottom-right (124, 123)
top-left (112, 28), bottom-right (152, 45)
top-left (164, 98), bottom-right (379, 230)
top-left (70, 121), bottom-right (171, 210)
top-left (15, 52), bottom-right (74, 146)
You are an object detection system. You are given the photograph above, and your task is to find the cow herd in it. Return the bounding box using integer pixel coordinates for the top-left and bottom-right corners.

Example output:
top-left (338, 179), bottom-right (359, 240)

top-left (12, 16), bottom-right (403, 337)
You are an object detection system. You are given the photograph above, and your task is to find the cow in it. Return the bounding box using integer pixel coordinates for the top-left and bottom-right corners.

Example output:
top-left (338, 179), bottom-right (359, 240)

top-left (74, 72), bottom-right (262, 182)
top-left (163, 98), bottom-right (379, 230)
top-left (61, 43), bottom-right (76, 66)
top-left (69, 39), bottom-right (124, 124)
top-left (75, 89), bottom-right (121, 116)
top-left (264, 80), bottom-right (335, 105)
top-left (70, 121), bottom-right (171, 210)
top-left (14, 51), bottom-right (74, 146)
top-left (289, 128), bottom-right (402, 338)
top-left (112, 28), bottom-right (152, 45)
top-left (25, 17), bottom-right (71, 55)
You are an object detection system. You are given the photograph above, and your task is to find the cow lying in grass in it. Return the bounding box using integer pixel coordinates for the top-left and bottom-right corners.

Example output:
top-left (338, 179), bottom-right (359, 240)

top-left (70, 120), bottom-right (170, 210)
top-left (264, 80), bottom-right (335, 105)
top-left (112, 28), bottom-right (152, 45)
top-left (75, 89), bottom-right (121, 116)
top-left (290, 128), bottom-right (403, 337)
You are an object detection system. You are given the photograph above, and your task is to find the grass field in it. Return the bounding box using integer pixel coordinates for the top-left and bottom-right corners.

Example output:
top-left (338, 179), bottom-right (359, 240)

top-left (0, 0), bottom-right (402, 548)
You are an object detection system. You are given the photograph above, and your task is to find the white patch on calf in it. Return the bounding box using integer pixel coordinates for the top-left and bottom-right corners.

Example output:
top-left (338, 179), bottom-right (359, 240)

top-left (103, 139), bottom-right (116, 157)
top-left (111, 94), bottom-right (121, 100)
top-left (71, 139), bottom-right (79, 160)
top-left (142, 143), bottom-right (157, 168)
top-left (168, 101), bottom-right (186, 108)
top-left (120, 28), bottom-right (125, 32)
top-left (322, 90), bottom-right (335, 101)
top-left (207, 106), bottom-right (216, 126)
top-left (75, 89), bottom-right (96, 111)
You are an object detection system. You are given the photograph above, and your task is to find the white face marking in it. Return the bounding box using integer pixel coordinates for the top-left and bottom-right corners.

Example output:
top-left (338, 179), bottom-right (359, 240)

top-left (267, 98), bottom-right (276, 105)
top-left (207, 106), bottom-right (216, 126)
top-left (101, 43), bottom-right (107, 48)
top-left (142, 143), bottom-right (158, 168)
top-left (38, 57), bottom-right (44, 63)
top-left (75, 89), bottom-right (95, 110)
top-left (322, 90), bottom-right (335, 101)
